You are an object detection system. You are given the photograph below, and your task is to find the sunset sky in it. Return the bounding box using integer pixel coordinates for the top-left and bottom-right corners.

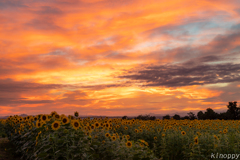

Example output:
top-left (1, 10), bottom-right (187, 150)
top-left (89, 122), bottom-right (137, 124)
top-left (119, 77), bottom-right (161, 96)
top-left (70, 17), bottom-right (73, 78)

top-left (1, 0), bottom-right (240, 117)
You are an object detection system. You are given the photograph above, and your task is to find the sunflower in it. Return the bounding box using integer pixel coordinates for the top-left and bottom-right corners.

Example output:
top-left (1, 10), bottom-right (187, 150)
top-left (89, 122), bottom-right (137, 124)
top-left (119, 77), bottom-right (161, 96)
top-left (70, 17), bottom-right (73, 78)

top-left (41, 114), bottom-right (48, 121)
top-left (124, 127), bottom-right (128, 130)
top-left (139, 129), bottom-right (143, 132)
top-left (134, 129), bottom-right (139, 133)
top-left (54, 114), bottom-right (61, 120)
top-left (61, 116), bottom-right (69, 125)
top-left (105, 133), bottom-right (110, 138)
top-left (181, 131), bottom-right (186, 136)
top-left (154, 136), bottom-right (157, 140)
top-left (105, 123), bottom-right (109, 128)
top-left (36, 120), bottom-right (42, 128)
top-left (94, 122), bottom-right (100, 128)
top-left (74, 111), bottom-right (79, 117)
top-left (194, 136), bottom-right (198, 145)
top-left (71, 120), bottom-right (80, 130)
top-left (223, 129), bottom-right (228, 134)
top-left (139, 143), bottom-right (144, 147)
top-left (214, 135), bottom-right (219, 140)
top-left (34, 116), bottom-right (38, 121)
top-left (144, 141), bottom-right (149, 146)
top-left (50, 111), bottom-right (57, 117)
top-left (111, 136), bottom-right (117, 141)
top-left (126, 141), bottom-right (132, 148)
top-left (90, 125), bottom-right (95, 130)
top-left (52, 121), bottom-right (61, 130)
top-left (102, 140), bottom-right (105, 144)
top-left (126, 135), bottom-right (130, 140)
top-left (162, 133), bottom-right (165, 137)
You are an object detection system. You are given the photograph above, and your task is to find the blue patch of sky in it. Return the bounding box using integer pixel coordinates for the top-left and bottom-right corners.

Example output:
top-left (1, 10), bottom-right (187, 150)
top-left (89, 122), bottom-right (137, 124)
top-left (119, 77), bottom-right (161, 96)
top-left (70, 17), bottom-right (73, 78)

top-left (160, 19), bottom-right (236, 51)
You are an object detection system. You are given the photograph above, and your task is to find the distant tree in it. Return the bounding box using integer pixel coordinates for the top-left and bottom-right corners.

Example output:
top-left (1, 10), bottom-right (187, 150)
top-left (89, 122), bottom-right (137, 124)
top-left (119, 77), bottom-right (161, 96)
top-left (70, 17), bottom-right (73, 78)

top-left (187, 112), bottom-right (197, 120)
top-left (227, 101), bottom-right (240, 120)
top-left (122, 116), bottom-right (128, 119)
top-left (181, 116), bottom-right (190, 120)
top-left (149, 116), bottom-right (156, 120)
top-left (135, 114), bottom-right (155, 120)
top-left (204, 108), bottom-right (217, 119)
top-left (173, 114), bottom-right (181, 120)
top-left (217, 112), bottom-right (231, 120)
top-left (197, 111), bottom-right (205, 120)
top-left (163, 115), bottom-right (170, 120)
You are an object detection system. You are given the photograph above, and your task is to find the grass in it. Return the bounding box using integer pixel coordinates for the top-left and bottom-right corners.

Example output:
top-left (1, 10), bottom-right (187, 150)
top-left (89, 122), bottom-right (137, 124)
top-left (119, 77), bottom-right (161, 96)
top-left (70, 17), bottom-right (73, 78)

top-left (0, 138), bottom-right (22, 160)
top-left (0, 125), bottom-right (22, 160)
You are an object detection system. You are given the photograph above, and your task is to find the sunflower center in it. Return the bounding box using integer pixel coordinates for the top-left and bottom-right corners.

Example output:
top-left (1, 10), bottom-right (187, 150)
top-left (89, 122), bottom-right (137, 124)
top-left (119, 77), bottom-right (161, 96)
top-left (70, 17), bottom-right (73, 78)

top-left (54, 123), bottom-right (59, 128)
top-left (63, 119), bottom-right (67, 123)
top-left (42, 116), bottom-right (46, 120)
top-left (74, 122), bottom-right (79, 127)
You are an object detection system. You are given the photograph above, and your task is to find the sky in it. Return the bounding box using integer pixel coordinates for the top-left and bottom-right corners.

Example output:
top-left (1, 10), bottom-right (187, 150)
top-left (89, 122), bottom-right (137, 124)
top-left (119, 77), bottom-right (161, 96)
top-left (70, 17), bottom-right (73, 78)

top-left (0, 0), bottom-right (240, 117)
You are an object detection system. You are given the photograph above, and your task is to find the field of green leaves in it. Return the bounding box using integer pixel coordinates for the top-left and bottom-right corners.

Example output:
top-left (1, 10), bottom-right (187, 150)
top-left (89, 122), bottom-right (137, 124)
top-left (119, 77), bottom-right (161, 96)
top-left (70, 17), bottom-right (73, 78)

top-left (1, 111), bottom-right (240, 160)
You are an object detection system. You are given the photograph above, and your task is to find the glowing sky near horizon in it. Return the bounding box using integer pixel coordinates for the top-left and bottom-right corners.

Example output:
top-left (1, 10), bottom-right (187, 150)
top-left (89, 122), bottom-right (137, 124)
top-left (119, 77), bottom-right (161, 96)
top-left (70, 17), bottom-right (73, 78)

top-left (0, 0), bottom-right (240, 117)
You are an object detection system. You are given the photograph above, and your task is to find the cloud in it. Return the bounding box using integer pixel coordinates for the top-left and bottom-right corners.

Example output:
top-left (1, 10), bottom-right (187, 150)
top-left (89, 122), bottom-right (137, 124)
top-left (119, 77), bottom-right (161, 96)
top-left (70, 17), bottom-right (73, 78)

top-left (0, 78), bottom-right (70, 92)
top-left (34, 6), bottom-right (63, 15)
top-left (117, 63), bottom-right (240, 87)
top-left (25, 18), bottom-right (64, 31)
top-left (0, 0), bottom-right (28, 10)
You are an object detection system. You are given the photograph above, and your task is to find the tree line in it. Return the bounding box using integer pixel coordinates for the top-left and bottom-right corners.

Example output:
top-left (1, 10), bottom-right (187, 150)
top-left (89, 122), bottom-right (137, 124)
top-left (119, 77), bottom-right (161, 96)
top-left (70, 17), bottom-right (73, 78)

top-left (122, 101), bottom-right (240, 120)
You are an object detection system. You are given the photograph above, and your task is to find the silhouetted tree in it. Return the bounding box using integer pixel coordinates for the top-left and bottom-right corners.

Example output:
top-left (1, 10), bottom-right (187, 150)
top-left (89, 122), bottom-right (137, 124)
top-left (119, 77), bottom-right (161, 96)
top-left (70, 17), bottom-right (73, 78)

top-left (204, 108), bottom-right (218, 119)
top-left (173, 114), bottom-right (181, 120)
top-left (181, 116), bottom-right (190, 120)
top-left (187, 112), bottom-right (197, 120)
top-left (163, 115), bottom-right (170, 120)
top-left (149, 116), bottom-right (156, 120)
top-left (135, 114), bottom-right (155, 120)
top-left (197, 111), bottom-right (205, 120)
top-left (217, 112), bottom-right (231, 120)
top-left (122, 116), bottom-right (128, 119)
top-left (227, 101), bottom-right (240, 120)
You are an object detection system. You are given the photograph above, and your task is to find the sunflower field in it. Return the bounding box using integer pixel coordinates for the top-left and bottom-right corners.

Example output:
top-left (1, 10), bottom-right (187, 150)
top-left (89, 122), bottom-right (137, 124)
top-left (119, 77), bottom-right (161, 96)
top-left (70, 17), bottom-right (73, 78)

top-left (1, 111), bottom-right (240, 160)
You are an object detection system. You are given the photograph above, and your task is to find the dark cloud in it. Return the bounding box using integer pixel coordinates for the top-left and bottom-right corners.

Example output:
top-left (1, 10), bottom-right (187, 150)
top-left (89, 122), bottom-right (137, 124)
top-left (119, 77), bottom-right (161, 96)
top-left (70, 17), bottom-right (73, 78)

top-left (0, 0), bottom-right (28, 10)
top-left (79, 82), bottom-right (132, 90)
top-left (0, 78), bottom-right (72, 93)
top-left (199, 55), bottom-right (220, 62)
top-left (25, 18), bottom-right (63, 31)
top-left (117, 63), bottom-right (240, 87)
top-left (35, 6), bottom-right (63, 15)
top-left (0, 96), bottom-right (54, 105)
top-left (104, 51), bottom-right (130, 59)
top-left (231, 23), bottom-right (240, 30)
top-left (0, 98), bottom-right (54, 105)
